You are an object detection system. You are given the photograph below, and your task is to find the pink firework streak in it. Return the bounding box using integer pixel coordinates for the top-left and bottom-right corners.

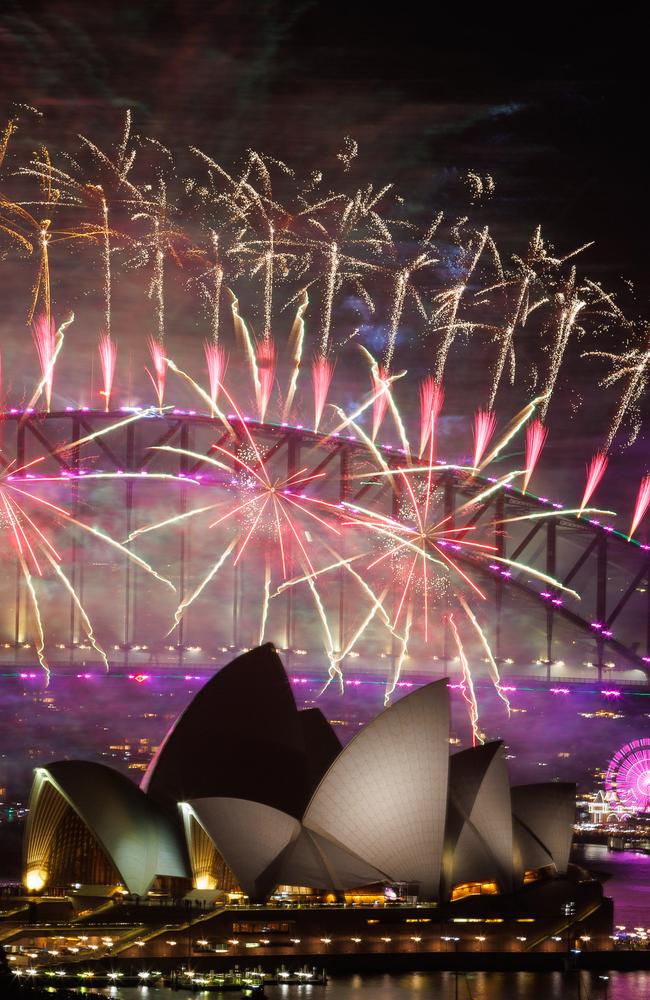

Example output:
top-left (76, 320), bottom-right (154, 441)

top-left (580, 451), bottom-right (608, 512)
top-left (523, 418), bottom-right (548, 493)
top-left (472, 408), bottom-right (497, 469)
top-left (204, 341), bottom-right (227, 409)
top-left (255, 338), bottom-right (276, 421)
top-left (371, 366), bottom-right (391, 441)
top-left (419, 376), bottom-right (444, 458)
top-left (31, 313), bottom-right (57, 411)
top-left (146, 336), bottom-right (166, 409)
top-left (98, 334), bottom-right (117, 412)
top-left (312, 356), bottom-right (335, 432)
top-left (629, 474), bottom-right (650, 540)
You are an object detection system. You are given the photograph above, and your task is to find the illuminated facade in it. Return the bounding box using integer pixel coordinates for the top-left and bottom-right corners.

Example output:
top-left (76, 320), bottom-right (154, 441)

top-left (24, 644), bottom-right (576, 902)
top-left (23, 761), bottom-right (189, 895)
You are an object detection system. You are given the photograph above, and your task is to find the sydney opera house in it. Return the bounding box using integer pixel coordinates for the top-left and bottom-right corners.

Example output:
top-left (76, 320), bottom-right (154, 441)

top-left (23, 644), bottom-right (577, 907)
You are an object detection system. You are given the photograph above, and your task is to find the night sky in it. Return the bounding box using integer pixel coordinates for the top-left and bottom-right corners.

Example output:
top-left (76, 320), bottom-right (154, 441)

top-left (1, 5), bottom-right (649, 834)
top-left (1, 5), bottom-right (646, 281)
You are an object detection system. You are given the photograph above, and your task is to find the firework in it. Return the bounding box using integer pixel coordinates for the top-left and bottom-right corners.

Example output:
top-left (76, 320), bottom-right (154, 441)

top-left (448, 611), bottom-right (482, 747)
top-left (430, 225), bottom-right (493, 383)
top-left (98, 333), bottom-right (117, 411)
top-left (283, 291), bottom-right (308, 421)
top-left (127, 367), bottom-right (347, 675)
top-left (2, 111), bottom-right (647, 449)
top-left (16, 153), bottom-right (119, 336)
top-left (312, 355), bottom-right (335, 433)
top-left (629, 474), bottom-right (650, 541)
top-left (587, 325), bottom-right (650, 449)
top-left (473, 409), bottom-right (497, 470)
top-left (371, 365), bottom-right (391, 441)
top-left (255, 337), bottom-right (277, 423)
top-left (204, 341), bottom-right (227, 410)
top-left (381, 232), bottom-right (437, 371)
top-left (1, 110), bottom-right (649, 722)
top-left (31, 314), bottom-right (58, 411)
top-left (3, 154), bottom-right (105, 327)
top-left (0, 446), bottom-right (176, 682)
top-left (523, 418), bottom-right (548, 494)
top-left (486, 227), bottom-right (545, 409)
top-left (146, 336), bottom-right (167, 410)
top-left (419, 376), bottom-right (444, 459)
top-left (579, 451), bottom-right (609, 514)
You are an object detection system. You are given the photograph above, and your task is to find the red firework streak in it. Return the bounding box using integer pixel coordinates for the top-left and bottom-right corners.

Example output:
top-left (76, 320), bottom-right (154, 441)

top-left (629, 474), bottom-right (650, 540)
top-left (371, 365), bottom-right (391, 441)
top-left (203, 341), bottom-right (227, 409)
top-left (473, 408), bottom-right (497, 469)
top-left (419, 376), bottom-right (444, 459)
top-left (312, 355), bottom-right (335, 432)
top-left (146, 336), bottom-right (166, 409)
top-left (580, 451), bottom-right (609, 513)
top-left (0, 458), bottom-right (67, 575)
top-left (522, 418), bottom-right (548, 494)
top-left (98, 333), bottom-right (117, 412)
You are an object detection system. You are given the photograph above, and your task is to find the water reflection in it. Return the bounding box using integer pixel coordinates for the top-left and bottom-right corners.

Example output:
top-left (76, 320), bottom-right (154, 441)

top-left (573, 843), bottom-right (650, 928)
top-left (87, 970), bottom-right (650, 999)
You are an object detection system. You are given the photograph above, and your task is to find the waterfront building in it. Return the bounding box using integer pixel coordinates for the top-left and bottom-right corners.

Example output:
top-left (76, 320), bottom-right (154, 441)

top-left (24, 644), bottom-right (576, 906)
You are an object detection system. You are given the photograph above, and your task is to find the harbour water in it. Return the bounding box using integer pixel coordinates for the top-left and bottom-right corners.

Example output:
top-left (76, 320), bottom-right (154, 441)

top-left (64, 969), bottom-right (650, 998)
top-left (571, 842), bottom-right (650, 930)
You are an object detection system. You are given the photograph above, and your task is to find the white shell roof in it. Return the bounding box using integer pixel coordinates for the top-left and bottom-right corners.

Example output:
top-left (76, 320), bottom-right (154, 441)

top-left (303, 679), bottom-right (450, 899)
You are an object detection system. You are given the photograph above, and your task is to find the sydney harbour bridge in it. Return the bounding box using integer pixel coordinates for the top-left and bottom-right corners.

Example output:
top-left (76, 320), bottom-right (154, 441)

top-left (0, 407), bottom-right (648, 686)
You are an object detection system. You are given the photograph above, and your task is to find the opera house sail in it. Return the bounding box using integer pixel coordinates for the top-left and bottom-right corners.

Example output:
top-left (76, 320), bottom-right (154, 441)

top-left (23, 644), bottom-right (576, 905)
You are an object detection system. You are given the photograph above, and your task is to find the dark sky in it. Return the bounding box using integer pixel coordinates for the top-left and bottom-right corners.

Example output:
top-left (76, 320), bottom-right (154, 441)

top-left (1, 3), bottom-right (647, 286)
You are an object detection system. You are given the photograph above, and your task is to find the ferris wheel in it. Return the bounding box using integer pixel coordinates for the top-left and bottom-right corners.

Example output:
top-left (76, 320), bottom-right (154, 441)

top-left (605, 739), bottom-right (650, 814)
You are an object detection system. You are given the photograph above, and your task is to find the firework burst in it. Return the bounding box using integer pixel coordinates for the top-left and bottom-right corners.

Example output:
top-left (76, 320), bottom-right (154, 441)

top-left (1, 110), bottom-right (649, 716)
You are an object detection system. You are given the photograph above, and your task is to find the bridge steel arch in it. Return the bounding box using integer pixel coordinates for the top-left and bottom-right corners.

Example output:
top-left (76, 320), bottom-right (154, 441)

top-left (0, 409), bottom-right (648, 680)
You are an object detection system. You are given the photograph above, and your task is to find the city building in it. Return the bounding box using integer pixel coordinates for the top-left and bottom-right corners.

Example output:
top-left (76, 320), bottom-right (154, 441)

top-left (24, 644), bottom-right (576, 905)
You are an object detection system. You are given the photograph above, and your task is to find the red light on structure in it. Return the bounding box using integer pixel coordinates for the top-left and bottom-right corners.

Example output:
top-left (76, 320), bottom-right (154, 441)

top-left (133, 673), bottom-right (149, 684)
